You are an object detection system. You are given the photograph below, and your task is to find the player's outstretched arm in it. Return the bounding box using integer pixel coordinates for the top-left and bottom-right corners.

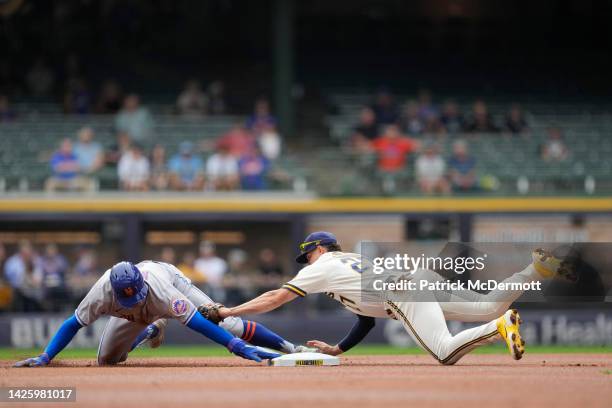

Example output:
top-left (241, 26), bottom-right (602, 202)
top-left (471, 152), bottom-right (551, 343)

top-left (307, 314), bottom-right (375, 356)
top-left (219, 288), bottom-right (298, 319)
top-left (14, 314), bottom-right (84, 367)
top-left (185, 311), bottom-right (280, 362)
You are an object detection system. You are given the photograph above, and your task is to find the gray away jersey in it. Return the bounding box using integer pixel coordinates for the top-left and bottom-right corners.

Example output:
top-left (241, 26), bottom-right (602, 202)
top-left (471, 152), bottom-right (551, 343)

top-left (75, 261), bottom-right (197, 326)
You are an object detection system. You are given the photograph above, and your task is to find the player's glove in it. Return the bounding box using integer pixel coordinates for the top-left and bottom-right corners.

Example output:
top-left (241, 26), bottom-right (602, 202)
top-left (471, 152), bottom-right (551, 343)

top-left (227, 338), bottom-right (281, 362)
top-left (14, 353), bottom-right (50, 368)
top-left (198, 303), bottom-right (225, 324)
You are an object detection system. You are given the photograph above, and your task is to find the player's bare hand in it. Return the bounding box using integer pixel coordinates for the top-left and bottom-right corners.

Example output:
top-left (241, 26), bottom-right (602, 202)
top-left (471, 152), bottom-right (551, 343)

top-left (306, 340), bottom-right (342, 355)
top-left (216, 306), bottom-right (231, 319)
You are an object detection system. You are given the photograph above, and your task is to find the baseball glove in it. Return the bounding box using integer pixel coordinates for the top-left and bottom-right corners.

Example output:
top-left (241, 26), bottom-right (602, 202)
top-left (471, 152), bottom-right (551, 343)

top-left (198, 303), bottom-right (225, 324)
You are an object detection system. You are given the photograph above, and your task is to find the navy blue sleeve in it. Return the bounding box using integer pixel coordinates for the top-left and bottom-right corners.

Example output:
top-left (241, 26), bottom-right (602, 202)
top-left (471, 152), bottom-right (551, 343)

top-left (43, 314), bottom-right (83, 360)
top-left (338, 315), bottom-right (376, 352)
top-left (185, 311), bottom-right (234, 347)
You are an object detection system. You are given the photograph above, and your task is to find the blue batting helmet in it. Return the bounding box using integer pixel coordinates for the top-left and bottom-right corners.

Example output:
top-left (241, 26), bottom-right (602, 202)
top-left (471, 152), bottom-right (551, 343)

top-left (110, 261), bottom-right (148, 308)
top-left (295, 231), bottom-right (338, 264)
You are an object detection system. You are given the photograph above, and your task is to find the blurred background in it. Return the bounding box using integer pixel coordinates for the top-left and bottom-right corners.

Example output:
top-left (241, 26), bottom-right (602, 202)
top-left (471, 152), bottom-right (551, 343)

top-left (0, 0), bottom-right (611, 348)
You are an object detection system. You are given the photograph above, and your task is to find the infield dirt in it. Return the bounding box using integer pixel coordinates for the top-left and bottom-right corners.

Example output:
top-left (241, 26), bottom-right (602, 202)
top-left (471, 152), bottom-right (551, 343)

top-left (2, 354), bottom-right (611, 408)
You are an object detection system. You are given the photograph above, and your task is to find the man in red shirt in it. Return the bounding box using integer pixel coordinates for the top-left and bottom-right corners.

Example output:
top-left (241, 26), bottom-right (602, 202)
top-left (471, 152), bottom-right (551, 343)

top-left (371, 124), bottom-right (419, 173)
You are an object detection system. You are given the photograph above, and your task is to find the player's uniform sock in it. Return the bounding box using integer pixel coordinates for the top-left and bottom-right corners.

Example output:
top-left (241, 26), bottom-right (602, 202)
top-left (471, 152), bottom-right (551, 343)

top-left (241, 320), bottom-right (296, 353)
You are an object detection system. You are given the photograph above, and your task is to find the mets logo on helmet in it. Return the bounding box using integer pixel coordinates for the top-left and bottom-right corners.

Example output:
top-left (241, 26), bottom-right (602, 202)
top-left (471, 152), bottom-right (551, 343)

top-left (171, 299), bottom-right (188, 316)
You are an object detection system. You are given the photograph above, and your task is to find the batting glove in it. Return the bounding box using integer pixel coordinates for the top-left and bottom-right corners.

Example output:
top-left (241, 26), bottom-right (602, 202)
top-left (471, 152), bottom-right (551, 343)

top-left (227, 338), bottom-right (281, 362)
top-left (14, 353), bottom-right (50, 368)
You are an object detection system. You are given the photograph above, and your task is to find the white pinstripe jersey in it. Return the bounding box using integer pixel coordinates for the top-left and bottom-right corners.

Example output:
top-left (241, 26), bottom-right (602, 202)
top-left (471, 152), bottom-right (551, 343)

top-left (283, 252), bottom-right (390, 318)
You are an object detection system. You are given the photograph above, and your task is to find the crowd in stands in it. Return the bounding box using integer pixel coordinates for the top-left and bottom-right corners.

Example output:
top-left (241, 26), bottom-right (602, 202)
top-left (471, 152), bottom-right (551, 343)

top-left (40, 95), bottom-right (282, 192)
top-left (1, 58), bottom-right (578, 195)
top-left (349, 88), bottom-right (570, 194)
top-left (0, 240), bottom-right (288, 313)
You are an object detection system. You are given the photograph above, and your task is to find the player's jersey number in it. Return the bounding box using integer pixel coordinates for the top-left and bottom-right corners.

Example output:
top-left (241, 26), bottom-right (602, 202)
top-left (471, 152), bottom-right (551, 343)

top-left (326, 292), bottom-right (362, 312)
top-left (339, 256), bottom-right (368, 274)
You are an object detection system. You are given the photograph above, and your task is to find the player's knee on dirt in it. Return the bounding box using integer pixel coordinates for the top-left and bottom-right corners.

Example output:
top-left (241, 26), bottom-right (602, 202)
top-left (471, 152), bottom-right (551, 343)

top-left (219, 316), bottom-right (244, 338)
top-left (97, 351), bottom-right (128, 366)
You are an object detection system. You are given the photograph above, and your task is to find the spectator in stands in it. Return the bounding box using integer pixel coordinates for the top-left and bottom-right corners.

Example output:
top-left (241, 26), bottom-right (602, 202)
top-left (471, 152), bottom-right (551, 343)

top-left (168, 141), bottom-right (205, 190)
top-left (0, 94), bottom-right (17, 122)
top-left (63, 78), bottom-right (92, 114)
top-left (423, 112), bottom-right (446, 136)
top-left (74, 127), bottom-right (104, 174)
top-left (3, 241), bottom-right (43, 312)
top-left (178, 251), bottom-right (204, 284)
top-left (399, 100), bottom-right (424, 135)
top-left (0, 244), bottom-right (10, 311)
top-left (39, 243), bottom-right (69, 312)
top-left (371, 88), bottom-right (399, 126)
top-left (160, 247), bottom-right (176, 264)
top-left (118, 143), bottom-right (150, 191)
top-left (415, 142), bottom-right (450, 195)
top-left (440, 99), bottom-right (464, 134)
top-left (417, 88), bottom-right (438, 121)
top-left (224, 248), bottom-right (251, 303)
top-left (246, 98), bottom-right (277, 135)
top-left (115, 93), bottom-right (154, 142)
top-left (464, 100), bottom-right (499, 133)
top-left (207, 80), bottom-right (227, 115)
top-left (448, 140), bottom-right (478, 192)
top-left (45, 138), bottom-right (94, 192)
top-left (95, 79), bottom-right (123, 114)
top-left (73, 246), bottom-right (100, 278)
top-left (217, 124), bottom-right (256, 158)
top-left (541, 127), bottom-right (569, 162)
top-left (239, 146), bottom-right (270, 190)
top-left (150, 144), bottom-right (169, 190)
top-left (69, 246), bottom-right (100, 300)
top-left (105, 131), bottom-right (132, 167)
top-left (26, 57), bottom-right (55, 96)
top-left (206, 142), bottom-right (239, 191)
top-left (504, 104), bottom-right (530, 135)
top-left (195, 241), bottom-right (227, 301)
top-left (351, 107), bottom-right (379, 151)
top-left (257, 125), bottom-right (282, 161)
top-left (371, 124), bottom-right (419, 173)
top-left (176, 79), bottom-right (209, 117)
top-left (254, 247), bottom-right (286, 293)
top-left (258, 248), bottom-right (284, 278)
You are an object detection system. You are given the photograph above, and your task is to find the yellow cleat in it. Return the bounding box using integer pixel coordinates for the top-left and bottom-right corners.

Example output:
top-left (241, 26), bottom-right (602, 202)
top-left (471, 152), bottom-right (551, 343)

top-left (531, 248), bottom-right (577, 282)
top-left (497, 309), bottom-right (525, 360)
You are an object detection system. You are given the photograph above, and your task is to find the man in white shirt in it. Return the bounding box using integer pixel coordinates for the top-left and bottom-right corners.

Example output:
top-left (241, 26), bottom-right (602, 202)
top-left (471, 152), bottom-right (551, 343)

top-left (415, 142), bottom-right (450, 194)
top-left (118, 144), bottom-right (150, 191)
top-left (194, 241), bottom-right (227, 301)
top-left (206, 143), bottom-right (239, 191)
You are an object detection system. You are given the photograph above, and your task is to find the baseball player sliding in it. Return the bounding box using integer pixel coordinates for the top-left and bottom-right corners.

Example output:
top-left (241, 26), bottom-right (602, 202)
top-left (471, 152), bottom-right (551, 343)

top-left (13, 260), bottom-right (306, 367)
top-left (201, 232), bottom-right (572, 365)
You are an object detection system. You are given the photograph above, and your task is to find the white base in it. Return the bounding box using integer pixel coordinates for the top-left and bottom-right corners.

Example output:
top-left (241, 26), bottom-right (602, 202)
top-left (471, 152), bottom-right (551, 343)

top-left (268, 352), bottom-right (340, 367)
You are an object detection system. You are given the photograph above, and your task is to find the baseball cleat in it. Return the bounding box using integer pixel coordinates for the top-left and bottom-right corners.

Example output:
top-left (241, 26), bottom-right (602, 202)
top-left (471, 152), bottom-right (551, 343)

top-left (294, 345), bottom-right (318, 353)
top-left (532, 248), bottom-right (577, 282)
top-left (497, 309), bottom-right (525, 360)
